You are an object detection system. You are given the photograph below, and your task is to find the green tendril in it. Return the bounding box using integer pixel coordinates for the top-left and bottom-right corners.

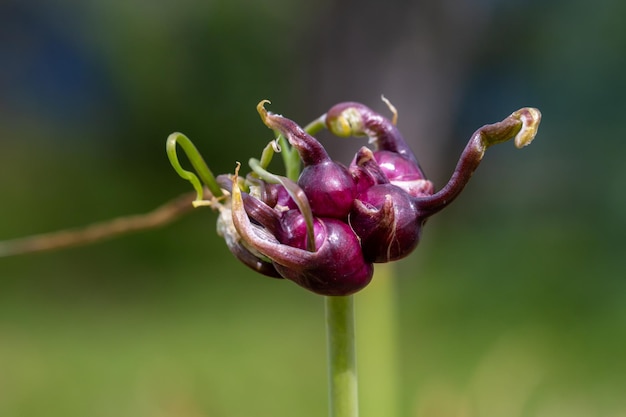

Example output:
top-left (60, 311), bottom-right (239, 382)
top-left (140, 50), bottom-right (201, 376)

top-left (166, 132), bottom-right (223, 202)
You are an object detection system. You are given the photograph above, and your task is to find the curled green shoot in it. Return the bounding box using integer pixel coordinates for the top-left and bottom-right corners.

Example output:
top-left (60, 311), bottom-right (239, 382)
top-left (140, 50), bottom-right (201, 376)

top-left (166, 132), bottom-right (223, 205)
top-left (258, 139), bottom-right (279, 169)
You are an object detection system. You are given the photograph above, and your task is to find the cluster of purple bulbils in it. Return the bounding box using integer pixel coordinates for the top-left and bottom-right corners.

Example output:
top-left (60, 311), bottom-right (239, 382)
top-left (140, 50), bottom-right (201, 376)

top-left (212, 100), bottom-right (541, 296)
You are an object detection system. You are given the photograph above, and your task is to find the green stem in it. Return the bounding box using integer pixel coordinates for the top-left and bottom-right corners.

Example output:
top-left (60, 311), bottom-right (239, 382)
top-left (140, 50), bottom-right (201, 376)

top-left (326, 295), bottom-right (359, 417)
top-left (277, 134), bottom-right (301, 181)
top-left (356, 263), bottom-right (399, 417)
top-left (304, 115), bottom-right (327, 137)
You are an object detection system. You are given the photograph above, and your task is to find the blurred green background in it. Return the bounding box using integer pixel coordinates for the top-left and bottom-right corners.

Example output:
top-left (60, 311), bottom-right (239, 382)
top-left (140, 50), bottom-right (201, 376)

top-left (1, 0), bottom-right (625, 416)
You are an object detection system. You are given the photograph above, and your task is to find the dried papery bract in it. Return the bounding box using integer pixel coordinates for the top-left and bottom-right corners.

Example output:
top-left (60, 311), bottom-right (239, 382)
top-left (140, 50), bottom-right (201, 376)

top-left (216, 203), bottom-right (282, 278)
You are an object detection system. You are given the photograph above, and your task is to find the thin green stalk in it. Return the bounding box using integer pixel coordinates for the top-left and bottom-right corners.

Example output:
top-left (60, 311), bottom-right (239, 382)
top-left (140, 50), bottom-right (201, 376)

top-left (277, 134), bottom-right (301, 181)
top-left (303, 115), bottom-right (327, 136)
top-left (356, 263), bottom-right (399, 417)
top-left (295, 112), bottom-right (363, 417)
top-left (326, 295), bottom-right (359, 417)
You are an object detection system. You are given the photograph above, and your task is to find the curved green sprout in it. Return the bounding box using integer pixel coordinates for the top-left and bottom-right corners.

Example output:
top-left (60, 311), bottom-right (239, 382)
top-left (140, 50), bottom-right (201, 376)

top-left (166, 132), bottom-right (223, 205)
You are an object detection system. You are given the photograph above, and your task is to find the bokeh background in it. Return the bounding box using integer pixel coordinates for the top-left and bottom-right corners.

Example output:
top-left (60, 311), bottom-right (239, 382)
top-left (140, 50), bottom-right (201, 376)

top-left (1, 0), bottom-right (625, 416)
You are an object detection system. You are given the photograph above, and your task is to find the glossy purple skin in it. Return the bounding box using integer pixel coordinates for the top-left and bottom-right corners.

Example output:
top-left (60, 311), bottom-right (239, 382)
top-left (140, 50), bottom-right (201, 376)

top-left (272, 218), bottom-right (373, 296)
top-left (231, 180), bottom-right (372, 296)
top-left (259, 105), bottom-right (357, 219)
top-left (299, 162), bottom-right (356, 219)
top-left (226, 239), bottom-right (283, 278)
top-left (349, 149), bottom-right (434, 198)
top-left (327, 101), bottom-right (435, 198)
top-left (350, 183), bottom-right (425, 263)
top-left (223, 102), bottom-right (541, 294)
top-left (261, 183), bottom-right (298, 209)
top-left (274, 209), bottom-right (325, 251)
top-left (372, 150), bottom-right (426, 180)
top-left (349, 146), bottom-right (390, 193)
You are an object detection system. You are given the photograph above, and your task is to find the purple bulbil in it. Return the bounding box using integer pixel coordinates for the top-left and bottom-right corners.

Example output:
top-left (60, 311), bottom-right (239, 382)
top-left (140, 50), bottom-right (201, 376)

top-left (258, 101), bottom-right (356, 219)
top-left (204, 100), bottom-right (541, 295)
top-left (229, 166), bottom-right (373, 296)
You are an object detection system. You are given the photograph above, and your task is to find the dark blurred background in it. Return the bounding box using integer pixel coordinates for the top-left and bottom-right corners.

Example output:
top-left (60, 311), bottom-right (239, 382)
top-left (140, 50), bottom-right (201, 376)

top-left (1, 0), bottom-right (625, 416)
